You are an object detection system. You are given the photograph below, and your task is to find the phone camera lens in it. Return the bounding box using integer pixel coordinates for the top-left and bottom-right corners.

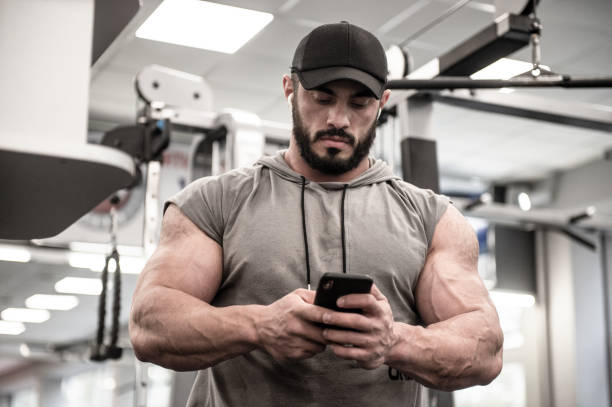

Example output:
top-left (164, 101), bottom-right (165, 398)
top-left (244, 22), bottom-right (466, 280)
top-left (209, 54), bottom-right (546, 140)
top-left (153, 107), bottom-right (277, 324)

top-left (323, 280), bottom-right (334, 290)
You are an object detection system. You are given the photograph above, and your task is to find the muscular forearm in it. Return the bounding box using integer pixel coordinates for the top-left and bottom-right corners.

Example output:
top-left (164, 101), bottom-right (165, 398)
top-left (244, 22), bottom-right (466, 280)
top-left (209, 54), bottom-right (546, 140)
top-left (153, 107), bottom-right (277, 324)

top-left (385, 310), bottom-right (503, 391)
top-left (130, 285), bottom-right (263, 371)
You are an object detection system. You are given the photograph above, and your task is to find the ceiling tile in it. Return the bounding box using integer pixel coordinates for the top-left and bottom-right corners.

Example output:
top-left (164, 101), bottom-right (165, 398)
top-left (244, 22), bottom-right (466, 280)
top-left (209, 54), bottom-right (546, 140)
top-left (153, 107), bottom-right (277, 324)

top-left (208, 0), bottom-right (286, 14)
top-left (210, 84), bottom-right (279, 113)
top-left (206, 54), bottom-right (288, 94)
top-left (282, 0), bottom-right (426, 34)
top-left (107, 37), bottom-right (226, 78)
top-left (238, 19), bottom-right (312, 60)
top-left (407, 5), bottom-right (495, 51)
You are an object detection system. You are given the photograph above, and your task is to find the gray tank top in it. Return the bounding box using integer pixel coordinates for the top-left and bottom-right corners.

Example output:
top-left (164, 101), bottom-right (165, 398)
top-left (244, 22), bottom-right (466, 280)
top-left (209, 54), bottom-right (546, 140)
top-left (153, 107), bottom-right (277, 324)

top-left (165, 152), bottom-right (450, 406)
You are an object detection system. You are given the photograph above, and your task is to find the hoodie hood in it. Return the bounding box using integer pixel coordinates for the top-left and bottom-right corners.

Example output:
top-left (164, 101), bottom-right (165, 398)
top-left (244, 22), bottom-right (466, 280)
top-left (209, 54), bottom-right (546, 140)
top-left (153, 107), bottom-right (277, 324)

top-left (256, 150), bottom-right (400, 189)
top-left (256, 149), bottom-right (401, 289)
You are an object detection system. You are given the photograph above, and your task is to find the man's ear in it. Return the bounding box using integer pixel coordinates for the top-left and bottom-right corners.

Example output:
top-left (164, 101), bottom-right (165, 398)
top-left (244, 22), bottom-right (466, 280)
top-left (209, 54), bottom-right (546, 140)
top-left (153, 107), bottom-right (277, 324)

top-left (379, 89), bottom-right (391, 110)
top-left (282, 74), bottom-right (294, 100)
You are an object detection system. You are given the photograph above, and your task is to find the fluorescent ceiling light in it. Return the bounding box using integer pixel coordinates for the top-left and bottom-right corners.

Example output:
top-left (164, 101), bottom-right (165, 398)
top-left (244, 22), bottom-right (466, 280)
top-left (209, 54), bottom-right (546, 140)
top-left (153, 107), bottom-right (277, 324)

top-left (68, 251), bottom-right (146, 274)
top-left (0, 245), bottom-right (31, 263)
top-left (518, 192), bottom-right (532, 211)
top-left (19, 343), bottom-right (31, 357)
top-left (1, 308), bottom-right (50, 323)
top-left (25, 294), bottom-right (79, 311)
top-left (489, 290), bottom-right (535, 308)
top-left (0, 321), bottom-right (25, 335)
top-left (69, 242), bottom-right (144, 257)
top-left (136, 0), bottom-right (274, 54)
top-left (117, 256), bottom-right (146, 274)
top-left (68, 252), bottom-right (105, 271)
top-left (470, 58), bottom-right (550, 80)
top-left (55, 277), bottom-right (102, 296)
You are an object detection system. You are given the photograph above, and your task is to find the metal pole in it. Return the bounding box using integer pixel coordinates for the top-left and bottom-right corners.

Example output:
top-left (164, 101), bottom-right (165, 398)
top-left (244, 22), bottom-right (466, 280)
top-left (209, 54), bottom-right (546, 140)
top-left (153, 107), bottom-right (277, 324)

top-left (134, 358), bottom-right (149, 407)
top-left (600, 233), bottom-right (612, 404)
top-left (386, 76), bottom-right (612, 89)
top-left (134, 160), bottom-right (162, 407)
top-left (143, 161), bottom-right (161, 258)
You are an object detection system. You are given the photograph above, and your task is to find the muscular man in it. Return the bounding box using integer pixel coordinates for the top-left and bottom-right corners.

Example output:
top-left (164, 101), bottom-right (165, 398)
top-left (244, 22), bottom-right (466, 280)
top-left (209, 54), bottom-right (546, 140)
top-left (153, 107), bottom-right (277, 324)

top-left (130, 21), bottom-right (503, 406)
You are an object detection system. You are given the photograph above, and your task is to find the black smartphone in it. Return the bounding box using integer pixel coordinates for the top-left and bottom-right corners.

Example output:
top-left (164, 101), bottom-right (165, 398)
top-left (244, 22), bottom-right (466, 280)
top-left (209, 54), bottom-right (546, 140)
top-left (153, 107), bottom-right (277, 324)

top-left (314, 272), bottom-right (373, 313)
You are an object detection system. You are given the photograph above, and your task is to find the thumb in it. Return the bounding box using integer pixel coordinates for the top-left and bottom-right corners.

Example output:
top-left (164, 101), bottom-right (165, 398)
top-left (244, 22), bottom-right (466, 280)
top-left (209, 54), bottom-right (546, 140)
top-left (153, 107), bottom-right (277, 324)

top-left (294, 288), bottom-right (316, 304)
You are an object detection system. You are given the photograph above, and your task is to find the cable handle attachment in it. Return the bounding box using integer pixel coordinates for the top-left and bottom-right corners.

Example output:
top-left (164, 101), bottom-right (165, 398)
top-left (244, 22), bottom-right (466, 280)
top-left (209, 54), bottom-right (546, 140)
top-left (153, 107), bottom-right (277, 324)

top-left (90, 195), bottom-right (124, 362)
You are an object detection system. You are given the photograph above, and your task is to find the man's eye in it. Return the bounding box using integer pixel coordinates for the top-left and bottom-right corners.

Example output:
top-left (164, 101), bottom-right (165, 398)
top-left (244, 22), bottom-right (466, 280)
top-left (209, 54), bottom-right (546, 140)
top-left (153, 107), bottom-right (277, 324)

top-left (316, 98), bottom-right (332, 104)
top-left (351, 98), bottom-right (371, 108)
top-left (351, 101), bottom-right (369, 108)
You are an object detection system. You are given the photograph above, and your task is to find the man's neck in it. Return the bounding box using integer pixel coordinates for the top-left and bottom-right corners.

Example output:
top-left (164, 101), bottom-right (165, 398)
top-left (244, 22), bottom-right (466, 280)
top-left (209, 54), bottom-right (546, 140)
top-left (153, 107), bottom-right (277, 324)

top-left (283, 144), bottom-right (370, 183)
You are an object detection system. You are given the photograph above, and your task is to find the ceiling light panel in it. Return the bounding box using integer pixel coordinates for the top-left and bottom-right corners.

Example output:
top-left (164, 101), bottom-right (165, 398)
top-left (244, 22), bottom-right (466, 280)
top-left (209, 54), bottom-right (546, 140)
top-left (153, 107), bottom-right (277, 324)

top-left (68, 252), bottom-right (105, 271)
top-left (1, 308), bottom-right (50, 323)
top-left (25, 294), bottom-right (79, 311)
top-left (55, 277), bottom-right (102, 296)
top-left (0, 321), bottom-right (26, 335)
top-left (0, 245), bottom-right (31, 263)
top-left (68, 252), bottom-right (145, 274)
top-left (136, 0), bottom-right (274, 54)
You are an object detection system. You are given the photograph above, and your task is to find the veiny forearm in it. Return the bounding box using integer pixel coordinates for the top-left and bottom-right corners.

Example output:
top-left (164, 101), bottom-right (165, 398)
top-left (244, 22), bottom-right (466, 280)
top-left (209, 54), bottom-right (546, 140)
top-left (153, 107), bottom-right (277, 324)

top-left (130, 285), bottom-right (263, 371)
top-left (385, 308), bottom-right (503, 391)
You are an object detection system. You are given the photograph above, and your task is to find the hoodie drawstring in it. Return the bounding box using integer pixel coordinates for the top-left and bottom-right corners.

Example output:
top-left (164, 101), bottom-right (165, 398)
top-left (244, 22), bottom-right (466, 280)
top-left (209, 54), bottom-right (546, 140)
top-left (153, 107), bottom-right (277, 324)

top-left (340, 184), bottom-right (348, 275)
top-left (300, 178), bottom-right (350, 290)
top-left (301, 177), bottom-right (312, 290)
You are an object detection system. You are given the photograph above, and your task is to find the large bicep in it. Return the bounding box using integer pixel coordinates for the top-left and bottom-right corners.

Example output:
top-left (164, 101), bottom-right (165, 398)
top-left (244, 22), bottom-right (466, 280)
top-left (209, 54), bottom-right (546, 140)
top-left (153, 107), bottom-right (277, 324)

top-left (415, 204), bottom-right (492, 325)
top-left (134, 204), bottom-right (222, 304)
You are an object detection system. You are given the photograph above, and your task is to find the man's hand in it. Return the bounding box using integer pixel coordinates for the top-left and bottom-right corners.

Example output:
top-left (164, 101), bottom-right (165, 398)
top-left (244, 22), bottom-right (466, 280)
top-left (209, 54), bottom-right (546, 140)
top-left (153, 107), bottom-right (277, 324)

top-left (320, 284), bottom-right (398, 370)
top-left (255, 289), bottom-right (327, 363)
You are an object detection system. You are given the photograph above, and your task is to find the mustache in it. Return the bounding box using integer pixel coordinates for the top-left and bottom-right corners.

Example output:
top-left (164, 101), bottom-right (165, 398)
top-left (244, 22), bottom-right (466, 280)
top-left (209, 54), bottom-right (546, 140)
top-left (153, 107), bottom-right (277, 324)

top-left (313, 128), bottom-right (355, 145)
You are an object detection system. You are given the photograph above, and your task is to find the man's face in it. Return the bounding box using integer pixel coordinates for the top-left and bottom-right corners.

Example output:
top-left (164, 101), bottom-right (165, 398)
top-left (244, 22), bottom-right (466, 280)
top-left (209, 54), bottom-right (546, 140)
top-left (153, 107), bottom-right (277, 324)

top-left (291, 80), bottom-right (380, 175)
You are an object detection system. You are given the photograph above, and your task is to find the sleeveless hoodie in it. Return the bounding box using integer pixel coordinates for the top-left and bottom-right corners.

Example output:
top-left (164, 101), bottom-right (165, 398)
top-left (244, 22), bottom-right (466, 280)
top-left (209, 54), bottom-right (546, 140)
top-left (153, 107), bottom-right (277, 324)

top-left (165, 150), bottom-right (450, 407)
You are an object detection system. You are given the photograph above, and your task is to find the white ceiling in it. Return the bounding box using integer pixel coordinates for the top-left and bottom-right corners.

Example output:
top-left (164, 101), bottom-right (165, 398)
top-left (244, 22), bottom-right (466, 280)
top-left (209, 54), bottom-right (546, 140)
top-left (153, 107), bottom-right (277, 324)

top-left (89, 0), bottom-right (612, 182)
top-left (2, 0), bottom-right (612, 377)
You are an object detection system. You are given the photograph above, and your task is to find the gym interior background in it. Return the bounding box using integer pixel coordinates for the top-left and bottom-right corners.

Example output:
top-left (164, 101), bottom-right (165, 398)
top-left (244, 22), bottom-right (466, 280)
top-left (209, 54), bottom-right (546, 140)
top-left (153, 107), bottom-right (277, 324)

top-left (1, 0), bottom-right (612, 406)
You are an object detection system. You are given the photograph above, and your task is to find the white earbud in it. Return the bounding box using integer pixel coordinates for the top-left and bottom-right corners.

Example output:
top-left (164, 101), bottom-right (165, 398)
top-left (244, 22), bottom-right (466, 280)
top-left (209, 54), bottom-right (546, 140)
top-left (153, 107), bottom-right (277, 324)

top-left (287, 93), bottom-right (294, 107)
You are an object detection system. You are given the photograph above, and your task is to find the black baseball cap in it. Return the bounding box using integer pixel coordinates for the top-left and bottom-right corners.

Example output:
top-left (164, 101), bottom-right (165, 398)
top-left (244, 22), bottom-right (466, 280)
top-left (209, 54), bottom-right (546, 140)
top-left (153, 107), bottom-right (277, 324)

top-left (291, 21), bottom-right (388, 99)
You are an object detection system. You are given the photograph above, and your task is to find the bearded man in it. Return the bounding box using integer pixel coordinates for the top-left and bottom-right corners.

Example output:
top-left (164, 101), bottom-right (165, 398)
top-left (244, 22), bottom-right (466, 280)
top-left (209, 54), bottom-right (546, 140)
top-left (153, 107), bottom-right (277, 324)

top-left (130, 21), bottom-right (503, 407)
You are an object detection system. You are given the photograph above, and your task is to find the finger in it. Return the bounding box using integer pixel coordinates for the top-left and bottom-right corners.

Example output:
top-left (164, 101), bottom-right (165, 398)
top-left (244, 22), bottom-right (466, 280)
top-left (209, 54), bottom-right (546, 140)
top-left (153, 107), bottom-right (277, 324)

top-left (328, 344), bottom-right (383, 370)
top-left (370, 284), bottom-right (386, 301)
top-left (284, 338), bottom-right (326, 360)
top-left (295, 319), bottom-right (327, 344)
top-left (296, 338), bottom-right (326, 355)
top-left (337, 294), bottom-right (381, 315)
top-left (296, 303), bottom-right (329, 328)
top-left (328, 343), bottom-right (370, 361)
top-left (321, 310), bottom-right (373, 332)
top-left (323, 328), bottom-right (371, 347)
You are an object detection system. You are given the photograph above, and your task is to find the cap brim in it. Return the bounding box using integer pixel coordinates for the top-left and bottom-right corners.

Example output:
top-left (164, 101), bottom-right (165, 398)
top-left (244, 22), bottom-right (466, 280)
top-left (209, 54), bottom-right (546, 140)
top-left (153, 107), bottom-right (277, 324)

top-left (297, 66), bottom-right (384, 99)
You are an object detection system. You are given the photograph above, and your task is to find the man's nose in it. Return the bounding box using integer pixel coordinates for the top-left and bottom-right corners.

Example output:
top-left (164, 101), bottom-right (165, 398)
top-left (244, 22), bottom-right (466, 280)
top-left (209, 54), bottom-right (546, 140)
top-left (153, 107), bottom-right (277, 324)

top-left (326, 104), bottom-right (350, 129)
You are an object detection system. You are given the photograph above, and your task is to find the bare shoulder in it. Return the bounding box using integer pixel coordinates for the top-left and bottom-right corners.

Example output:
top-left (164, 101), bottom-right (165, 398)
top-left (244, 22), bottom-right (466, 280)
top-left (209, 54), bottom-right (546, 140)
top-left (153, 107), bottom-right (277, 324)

top-left (159, 204), bottom-right (208, 246)
top-left (136, 203), bottom-right (223, 303)
top-left (428, 203), bottom-right (479, 267)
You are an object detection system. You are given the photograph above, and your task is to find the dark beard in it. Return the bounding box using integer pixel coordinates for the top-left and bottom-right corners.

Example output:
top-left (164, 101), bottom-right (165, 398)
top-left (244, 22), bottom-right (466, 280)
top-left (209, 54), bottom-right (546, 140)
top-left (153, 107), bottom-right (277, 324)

top-left (291, 99), bottom-right (377, 175)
